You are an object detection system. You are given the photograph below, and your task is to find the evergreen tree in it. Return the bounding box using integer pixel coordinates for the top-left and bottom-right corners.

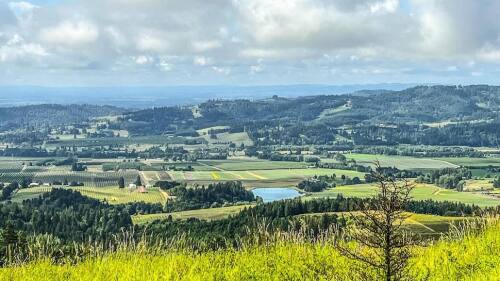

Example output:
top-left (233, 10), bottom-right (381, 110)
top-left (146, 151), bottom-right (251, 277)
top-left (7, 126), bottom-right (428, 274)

top-left (118, 177), bottom-right (125, 189)
top-left (134, 176), bottom-right (142, 186)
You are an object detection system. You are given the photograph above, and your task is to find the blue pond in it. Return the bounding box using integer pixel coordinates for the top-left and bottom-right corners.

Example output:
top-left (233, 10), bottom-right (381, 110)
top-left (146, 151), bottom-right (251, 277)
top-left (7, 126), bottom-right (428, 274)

top-left (252, 188), bottom-right (302, 203)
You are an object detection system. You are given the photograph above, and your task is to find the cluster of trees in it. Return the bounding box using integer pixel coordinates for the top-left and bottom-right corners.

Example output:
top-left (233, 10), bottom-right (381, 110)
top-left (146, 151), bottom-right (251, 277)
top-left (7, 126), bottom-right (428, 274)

top-left (494, 178), bottom-right (500, 189)
top-left (0, 189), bottom-right (133, 242)
top-left (0, 183), bottom-right (18, 201)
top-left (364, 167), bottom-right (421, 182)
top-left (352, 145), bottom-right (485, 158)
top-left (297, 178), bottom-right (330, 192)
top-left (164, 181), bottom-right (256, 212)
top-left (416, 168), bottom-right (472, 190)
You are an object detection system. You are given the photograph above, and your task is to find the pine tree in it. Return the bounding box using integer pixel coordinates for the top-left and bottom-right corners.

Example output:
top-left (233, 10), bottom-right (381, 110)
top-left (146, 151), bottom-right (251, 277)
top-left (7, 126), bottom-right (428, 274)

top-left (118, 177), bottom-right (125, 189)
top-left (135, 176), bottom-right (142, 186)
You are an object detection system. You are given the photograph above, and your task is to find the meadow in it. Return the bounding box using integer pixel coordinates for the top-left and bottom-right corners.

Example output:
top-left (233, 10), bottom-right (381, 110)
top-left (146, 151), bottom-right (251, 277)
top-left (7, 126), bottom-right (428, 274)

top-left (1, 220), bottom-right (498, 281)
top-left (309, 183), bottom-right (500, 207)
top-left (167, 168), bottom-right (364, 183)
top-left (198, 159), bottom-right (309, 171)
top-left (345, 154), bottom-right (458, 169)
top-left (434, 157), bottom-right (500, 167)
top-left (132, 205), bottom-right (251, 224)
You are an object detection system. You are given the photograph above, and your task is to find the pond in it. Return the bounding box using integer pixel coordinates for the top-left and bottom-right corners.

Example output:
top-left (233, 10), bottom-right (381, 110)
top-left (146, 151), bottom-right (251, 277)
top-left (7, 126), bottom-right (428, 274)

top-left (252, 187), bottom-right (302, 203)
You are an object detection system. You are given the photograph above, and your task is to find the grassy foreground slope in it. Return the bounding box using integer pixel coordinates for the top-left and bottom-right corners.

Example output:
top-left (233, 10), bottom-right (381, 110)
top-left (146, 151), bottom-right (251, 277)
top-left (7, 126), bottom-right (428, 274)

top-left (1, 222), bottom-right (498, 281)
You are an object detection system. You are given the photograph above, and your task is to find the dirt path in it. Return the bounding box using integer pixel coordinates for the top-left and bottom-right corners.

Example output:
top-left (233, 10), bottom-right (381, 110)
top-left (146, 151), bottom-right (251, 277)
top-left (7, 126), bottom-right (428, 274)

top-left (406, 218), bottom-right (436, 233)
top-left (432, 188), bottom-right (442, 196)
top-left (198, 161), bottom-right (248, 180)
top-left (246, 171), bottom-right (267, 180)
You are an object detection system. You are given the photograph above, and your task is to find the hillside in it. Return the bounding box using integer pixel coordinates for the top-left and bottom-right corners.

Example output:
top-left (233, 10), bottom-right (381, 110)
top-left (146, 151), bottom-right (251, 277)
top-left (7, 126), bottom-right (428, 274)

top-left (115, 85), bottom-right (500, 146)
top-left (0, 104), bottom-right (124, 132)
top-left (1, 221), bottom-right (498, 280)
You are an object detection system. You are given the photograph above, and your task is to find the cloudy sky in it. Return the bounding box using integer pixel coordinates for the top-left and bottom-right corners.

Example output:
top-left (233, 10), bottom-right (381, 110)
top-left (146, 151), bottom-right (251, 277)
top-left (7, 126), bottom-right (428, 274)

top-left (1, 0), bottom-right (500, 86)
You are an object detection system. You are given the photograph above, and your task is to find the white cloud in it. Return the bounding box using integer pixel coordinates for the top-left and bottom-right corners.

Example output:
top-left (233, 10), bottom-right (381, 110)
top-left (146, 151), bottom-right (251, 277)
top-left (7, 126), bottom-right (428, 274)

top-left (193, 56), bottom-right (211, 66)
top-left (212, 66), bottom-right (231, 75)
top-left (0, 35), bottom-right (48, 63)
top-left (2, 0), bottom-right (500, 85)
top-left (8, 1), bottom-right (38, 24)
top-left (136, 33), bottom-right (169, 53)
top-left (192, 40), bottom-right (221, 52)
top-left (134, 55), bottom-right (153, 65)
top-left (39, 20), bottom-right (99, 46)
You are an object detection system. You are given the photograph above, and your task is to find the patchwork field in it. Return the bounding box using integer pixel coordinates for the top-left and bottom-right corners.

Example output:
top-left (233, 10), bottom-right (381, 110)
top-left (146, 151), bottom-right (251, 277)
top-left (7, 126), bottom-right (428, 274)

top-left (345, 154), bottom-right (458, 170)
top-left (166, 168), bottom-right (364, 187)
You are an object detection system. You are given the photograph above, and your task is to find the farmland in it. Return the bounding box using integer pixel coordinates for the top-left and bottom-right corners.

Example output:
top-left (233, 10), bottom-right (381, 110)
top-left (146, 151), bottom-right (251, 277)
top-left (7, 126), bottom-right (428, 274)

top-left (166, 168), bottom-right (364, 187)
top-left (132, 204), bottom-right (251, 224)
top-left (309, 183), bottom-right (500, 207)
top-left (12, 186), bottom-right (167, 204)
top-left (434, 157), bottom-right (500, 167)
top-left (345, 154), bottom-right (458, 170)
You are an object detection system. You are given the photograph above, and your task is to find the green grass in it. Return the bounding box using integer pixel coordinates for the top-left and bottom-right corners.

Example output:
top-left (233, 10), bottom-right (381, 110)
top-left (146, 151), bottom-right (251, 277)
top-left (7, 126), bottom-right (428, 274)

top-left (1, 222), bottom-right (498, 280)
top-left (165, 168), bottom-right (364, 184)
top-left (434, 157), bottom-right (500, 167)
top-left (309, 183), bottom-right (500, 207)
top-left (12, 186), bottom-right (167, 204)
top-left (199, 159), bottom-right (308, 171)
top-left (132, 205), bottom-right (252, 224)
top-left (346, 154), bottom-right (458, 170)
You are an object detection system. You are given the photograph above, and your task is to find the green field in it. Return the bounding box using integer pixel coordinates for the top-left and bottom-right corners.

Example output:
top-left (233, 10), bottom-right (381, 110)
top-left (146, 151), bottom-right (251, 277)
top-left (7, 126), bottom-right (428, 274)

top-left (309, 183), bottom-right (500, 207)
top-left (167, 168), bottom-right (364, 186)
top-left (434, 157), bottom-right (500, 167)
top-left (12, 186), bottom-right (167, 204)
top-left (132, 205), bottom-right (251, 224)
top-left (199, 159), bottom-right (309, 171)
top-left (345, 154), bottom-right (458, 170)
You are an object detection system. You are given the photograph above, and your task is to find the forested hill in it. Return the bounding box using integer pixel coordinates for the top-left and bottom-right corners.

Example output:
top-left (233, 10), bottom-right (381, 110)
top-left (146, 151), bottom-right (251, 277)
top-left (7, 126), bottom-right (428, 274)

top-left (116, 85), bottom-right (500, 146)
top-left (122, 85), bottom-right (499, 126)
top-left (0, 104), bottom-right (124, 131)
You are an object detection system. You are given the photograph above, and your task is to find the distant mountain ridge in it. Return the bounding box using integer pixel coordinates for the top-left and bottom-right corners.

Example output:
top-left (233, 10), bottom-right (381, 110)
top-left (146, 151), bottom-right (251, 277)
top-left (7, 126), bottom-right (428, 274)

top-left (0, 84), bottom-right (419, 108)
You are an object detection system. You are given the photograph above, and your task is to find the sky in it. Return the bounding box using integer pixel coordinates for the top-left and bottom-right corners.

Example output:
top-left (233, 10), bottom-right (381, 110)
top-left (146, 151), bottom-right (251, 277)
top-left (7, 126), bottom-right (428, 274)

top-left (1, 0), bottom-right (500, 87)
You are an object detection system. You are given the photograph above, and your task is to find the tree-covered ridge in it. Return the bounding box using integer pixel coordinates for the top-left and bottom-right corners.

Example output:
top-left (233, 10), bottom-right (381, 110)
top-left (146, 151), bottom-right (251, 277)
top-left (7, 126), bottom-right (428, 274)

top-left (113, 85), bottom-right (500, 146)
top-left (0, 104), bottom-right (124, 132)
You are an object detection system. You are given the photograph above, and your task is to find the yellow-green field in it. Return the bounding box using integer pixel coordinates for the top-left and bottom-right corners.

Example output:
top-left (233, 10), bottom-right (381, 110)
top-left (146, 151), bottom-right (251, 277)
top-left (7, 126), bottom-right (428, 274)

top-left (1, 221), bottom-right (498, 280)
top-left (132, 205), bottom-right (252, 224)
top-left (167, 168), bottom-right (364, 183)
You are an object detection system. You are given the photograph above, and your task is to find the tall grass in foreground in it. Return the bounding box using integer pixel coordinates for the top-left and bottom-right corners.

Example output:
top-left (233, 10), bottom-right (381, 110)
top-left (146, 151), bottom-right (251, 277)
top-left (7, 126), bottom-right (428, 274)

top-left (0, 219), bottom-right (498, 281)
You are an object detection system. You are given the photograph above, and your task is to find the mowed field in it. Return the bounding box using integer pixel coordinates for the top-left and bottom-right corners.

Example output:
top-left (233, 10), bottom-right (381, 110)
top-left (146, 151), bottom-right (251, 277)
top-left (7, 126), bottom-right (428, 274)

top-left (166, 168), bottom-right (365, 186)
top-left (198, 159), bottom-right (309, 171)
top-left (345, 154), bottom-right (458, 170)
top-left (433, 157), bottom-right (500, 167)
top-left (308, 183), bottom-right (500, 207)
top-left (12, 186), bottom-right (167, 204)
top-left (132, 205), bottom-right (251, 224)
